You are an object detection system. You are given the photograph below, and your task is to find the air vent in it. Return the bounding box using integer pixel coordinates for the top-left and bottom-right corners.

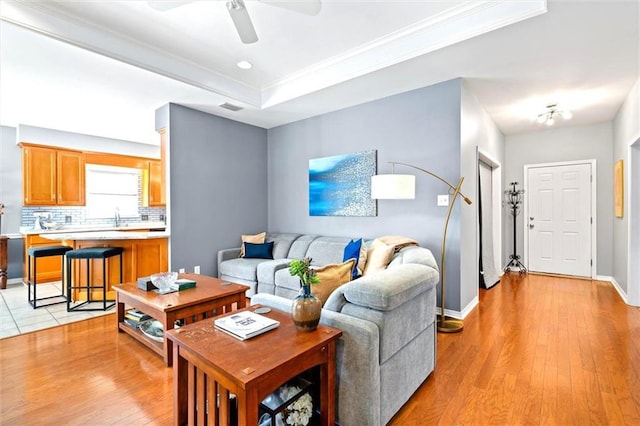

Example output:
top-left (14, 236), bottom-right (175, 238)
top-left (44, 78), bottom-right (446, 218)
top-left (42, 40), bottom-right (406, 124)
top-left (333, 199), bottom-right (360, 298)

top-left (219, 102), bottom-right (243, 112)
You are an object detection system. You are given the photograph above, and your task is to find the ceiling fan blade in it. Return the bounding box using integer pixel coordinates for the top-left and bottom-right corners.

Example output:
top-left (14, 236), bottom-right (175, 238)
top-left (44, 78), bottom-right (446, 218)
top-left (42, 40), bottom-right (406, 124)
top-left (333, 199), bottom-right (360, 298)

top-left (227, 0), bottom-right (258, 44)
top-left (147, 1), bottom-right (191, 12)
top-left (259, 0), bottom-right (321, 16)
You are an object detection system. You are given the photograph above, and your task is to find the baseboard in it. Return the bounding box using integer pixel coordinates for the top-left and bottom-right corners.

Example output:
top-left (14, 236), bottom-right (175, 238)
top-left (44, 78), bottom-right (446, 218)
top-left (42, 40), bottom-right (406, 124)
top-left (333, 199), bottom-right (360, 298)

top-left (437, 295), bottom-right (479, 320)
top-left (600, 275), bottom-right (629, 304)
top-left (6, 278), bottom-right (24, 285)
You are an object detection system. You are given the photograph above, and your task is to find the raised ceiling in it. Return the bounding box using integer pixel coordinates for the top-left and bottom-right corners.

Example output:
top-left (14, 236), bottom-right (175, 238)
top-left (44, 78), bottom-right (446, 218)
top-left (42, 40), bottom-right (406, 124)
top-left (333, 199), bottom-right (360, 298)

top-left (1, 0), bottom-right (638, 144)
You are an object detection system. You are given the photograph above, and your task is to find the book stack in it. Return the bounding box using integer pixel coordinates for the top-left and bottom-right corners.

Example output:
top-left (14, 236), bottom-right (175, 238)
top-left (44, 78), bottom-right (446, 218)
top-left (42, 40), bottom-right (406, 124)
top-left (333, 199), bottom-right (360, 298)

top-left (214, 310), bottom-right (280, 341)
top-left (124, 309), bottom-right (151, 329)
top-left (170, 278), bottom-right (197, 291)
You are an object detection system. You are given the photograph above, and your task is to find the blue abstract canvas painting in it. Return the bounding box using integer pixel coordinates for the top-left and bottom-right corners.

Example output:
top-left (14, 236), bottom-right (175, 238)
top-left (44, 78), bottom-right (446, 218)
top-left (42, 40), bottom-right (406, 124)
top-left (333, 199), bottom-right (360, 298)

top-left (309, 150), bottom-right (377, 216)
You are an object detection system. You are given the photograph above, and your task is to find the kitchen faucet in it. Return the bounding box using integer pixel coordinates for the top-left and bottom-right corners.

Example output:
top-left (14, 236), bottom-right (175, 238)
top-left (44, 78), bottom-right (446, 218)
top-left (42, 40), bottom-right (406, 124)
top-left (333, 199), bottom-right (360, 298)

top-left (114, 208), bottom-right (121, 227)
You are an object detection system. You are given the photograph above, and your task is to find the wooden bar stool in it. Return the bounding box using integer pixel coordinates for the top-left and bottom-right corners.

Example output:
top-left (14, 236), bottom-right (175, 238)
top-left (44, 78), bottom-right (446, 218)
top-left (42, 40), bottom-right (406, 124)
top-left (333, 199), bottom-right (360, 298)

top-left (27, 245), bottom-right (72, 309)
top-left (66, 246), bottom-right (123, 312)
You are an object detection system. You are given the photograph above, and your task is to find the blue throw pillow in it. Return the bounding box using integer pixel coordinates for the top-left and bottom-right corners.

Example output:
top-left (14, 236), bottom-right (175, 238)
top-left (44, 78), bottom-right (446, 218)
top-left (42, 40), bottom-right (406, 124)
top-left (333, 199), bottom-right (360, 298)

top-left (244, 241), bottom-right (274, 259)
top-left (343, 238), bottom-right (362, 279)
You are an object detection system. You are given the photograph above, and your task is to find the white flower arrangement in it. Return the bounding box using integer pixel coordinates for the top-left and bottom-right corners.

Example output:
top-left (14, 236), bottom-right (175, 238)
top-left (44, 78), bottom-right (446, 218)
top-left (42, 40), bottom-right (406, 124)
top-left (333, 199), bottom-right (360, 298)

top-left (279, 385), bottom-right (313, 426)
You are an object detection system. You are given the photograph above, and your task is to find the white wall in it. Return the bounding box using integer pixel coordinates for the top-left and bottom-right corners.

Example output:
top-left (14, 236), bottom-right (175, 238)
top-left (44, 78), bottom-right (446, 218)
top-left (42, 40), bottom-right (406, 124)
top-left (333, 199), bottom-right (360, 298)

top-left (18, 124), bottom-right (160, 158)
top-left (613, 77), bottom-right (640, 304)
top-left (460, 81), bottom-right (505, 315)
top-left (504, 123), bottom-right (614, 276)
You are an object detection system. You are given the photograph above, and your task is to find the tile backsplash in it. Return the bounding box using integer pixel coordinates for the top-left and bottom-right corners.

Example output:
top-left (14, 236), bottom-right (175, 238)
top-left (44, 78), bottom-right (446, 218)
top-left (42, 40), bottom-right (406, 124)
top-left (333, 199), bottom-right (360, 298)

top-left (22, 205), bottom-right (166, 229)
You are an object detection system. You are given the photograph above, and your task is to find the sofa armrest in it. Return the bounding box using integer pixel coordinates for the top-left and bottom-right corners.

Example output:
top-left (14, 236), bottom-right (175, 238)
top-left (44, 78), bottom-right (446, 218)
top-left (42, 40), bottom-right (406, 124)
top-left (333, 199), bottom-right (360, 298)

top-left (324, 263), bottom-right (438, 312)
top-left (250, 293), bottom-right (292, 312)
top-left (218, 247), bottom-right (241, 261)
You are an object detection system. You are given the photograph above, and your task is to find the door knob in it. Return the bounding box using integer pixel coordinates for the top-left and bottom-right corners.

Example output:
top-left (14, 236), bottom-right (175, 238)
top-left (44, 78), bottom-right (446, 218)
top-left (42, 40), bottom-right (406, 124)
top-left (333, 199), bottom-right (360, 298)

top-left (529, 224), bottom-right (535, 229)
top-left (530, 217), bottom-right (534, 221)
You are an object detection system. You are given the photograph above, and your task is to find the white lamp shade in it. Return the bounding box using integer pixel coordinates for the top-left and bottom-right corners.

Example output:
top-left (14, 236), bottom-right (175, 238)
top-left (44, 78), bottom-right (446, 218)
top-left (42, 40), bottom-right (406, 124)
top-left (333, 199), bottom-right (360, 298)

top-left (371, 174), bottom-right (416, 199)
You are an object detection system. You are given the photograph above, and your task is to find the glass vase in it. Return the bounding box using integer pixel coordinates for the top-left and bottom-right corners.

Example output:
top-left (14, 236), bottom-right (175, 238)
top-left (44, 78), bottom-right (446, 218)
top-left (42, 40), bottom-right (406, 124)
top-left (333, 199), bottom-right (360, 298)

top-left (291, 284), bottom-right (321, 332)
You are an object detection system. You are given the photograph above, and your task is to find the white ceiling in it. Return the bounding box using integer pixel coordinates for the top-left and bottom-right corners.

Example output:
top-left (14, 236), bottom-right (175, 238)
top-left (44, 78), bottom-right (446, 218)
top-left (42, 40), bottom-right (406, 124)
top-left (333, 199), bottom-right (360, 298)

top-left (0, 0), bottom-right (638, 145)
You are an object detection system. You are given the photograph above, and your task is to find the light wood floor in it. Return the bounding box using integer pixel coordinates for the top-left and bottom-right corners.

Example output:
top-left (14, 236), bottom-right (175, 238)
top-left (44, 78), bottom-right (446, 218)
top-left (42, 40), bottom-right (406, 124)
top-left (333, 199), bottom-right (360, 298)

top-left (1, 273), bottom-right (639, 425)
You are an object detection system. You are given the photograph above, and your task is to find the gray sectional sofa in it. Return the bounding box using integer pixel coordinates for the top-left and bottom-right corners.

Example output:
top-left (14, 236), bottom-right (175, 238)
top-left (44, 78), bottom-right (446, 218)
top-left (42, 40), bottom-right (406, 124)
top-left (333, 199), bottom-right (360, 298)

top-left (217, 232), bottom-right (439, 426)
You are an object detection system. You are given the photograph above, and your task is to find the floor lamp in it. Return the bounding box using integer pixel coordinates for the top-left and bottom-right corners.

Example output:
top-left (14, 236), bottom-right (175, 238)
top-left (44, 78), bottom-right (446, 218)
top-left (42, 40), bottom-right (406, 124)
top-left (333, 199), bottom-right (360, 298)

top-left (371, 162), bottom-right (472, 333)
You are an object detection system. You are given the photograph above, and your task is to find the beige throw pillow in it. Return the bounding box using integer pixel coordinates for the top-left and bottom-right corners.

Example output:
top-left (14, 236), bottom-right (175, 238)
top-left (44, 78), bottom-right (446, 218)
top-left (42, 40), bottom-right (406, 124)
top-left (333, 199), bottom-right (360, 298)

top-left (356, 241), bottom-right (368, 276)
top-left (311, 259), bottom-right (355, 305)
top-left (363, 239), bottom-right (394, 275)
top-left (239, 232), bottom-right (266, 257)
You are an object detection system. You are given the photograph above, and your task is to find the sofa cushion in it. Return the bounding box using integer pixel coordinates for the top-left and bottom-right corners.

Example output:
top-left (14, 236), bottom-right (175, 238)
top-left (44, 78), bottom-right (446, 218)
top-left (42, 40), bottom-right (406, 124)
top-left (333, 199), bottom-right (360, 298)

top-left (244, 241), bottom-right (274, 259)
top-left (265, 233), bottom-right (302, 259)
top-left (363, 239), bottom-right (394, 275)
top-left (286, 235), bottom-right (318, 259)
top-left (239, 232), bottom-right (266, 257)
top-left (305, 236), bottom-right (354, 267)
top-left (256, 259), bottom-right (291, 286)
top-left (274, 268), bottom-right (301, 292)
top-left (219, 257), bottom-right (268, 281)
top-left (312, 259), bottom-right (355, 305)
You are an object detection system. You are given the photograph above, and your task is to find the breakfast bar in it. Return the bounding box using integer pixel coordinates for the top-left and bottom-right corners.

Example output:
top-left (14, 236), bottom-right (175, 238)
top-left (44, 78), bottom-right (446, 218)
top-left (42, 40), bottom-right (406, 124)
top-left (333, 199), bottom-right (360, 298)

top-left (42, 230), bottom-right (169, 301)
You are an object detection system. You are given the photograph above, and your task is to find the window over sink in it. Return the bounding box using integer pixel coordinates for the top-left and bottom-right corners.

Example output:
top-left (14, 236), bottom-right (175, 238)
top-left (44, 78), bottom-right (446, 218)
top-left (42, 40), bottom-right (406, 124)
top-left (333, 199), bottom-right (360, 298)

top-left (85, 164), bottom-right (140, 219)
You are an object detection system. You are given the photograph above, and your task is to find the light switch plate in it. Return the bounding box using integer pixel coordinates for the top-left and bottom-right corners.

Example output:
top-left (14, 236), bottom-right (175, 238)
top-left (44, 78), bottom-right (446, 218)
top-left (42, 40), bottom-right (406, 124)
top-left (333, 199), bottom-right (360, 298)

top-left (437, 194), bottom-right (450, 206)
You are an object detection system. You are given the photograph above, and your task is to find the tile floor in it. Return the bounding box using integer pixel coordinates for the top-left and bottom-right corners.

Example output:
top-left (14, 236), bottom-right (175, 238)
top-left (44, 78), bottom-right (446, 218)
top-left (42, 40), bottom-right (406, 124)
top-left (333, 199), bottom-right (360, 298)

top-left (0, 281), bottom-right (114, 339)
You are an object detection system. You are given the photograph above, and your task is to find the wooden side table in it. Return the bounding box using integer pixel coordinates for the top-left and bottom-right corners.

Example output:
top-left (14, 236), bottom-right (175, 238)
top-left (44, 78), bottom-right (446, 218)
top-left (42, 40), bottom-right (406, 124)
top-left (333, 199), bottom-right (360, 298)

top-left (114, 273), bottom-right (249, 366)
top-left (166, 306), bottom-right (342, 426)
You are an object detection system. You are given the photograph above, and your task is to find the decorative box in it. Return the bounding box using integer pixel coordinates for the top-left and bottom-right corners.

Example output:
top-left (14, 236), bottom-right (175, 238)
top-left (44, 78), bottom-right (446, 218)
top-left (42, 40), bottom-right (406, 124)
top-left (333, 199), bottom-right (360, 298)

top-left (137, 276), bottom-right (157, 291)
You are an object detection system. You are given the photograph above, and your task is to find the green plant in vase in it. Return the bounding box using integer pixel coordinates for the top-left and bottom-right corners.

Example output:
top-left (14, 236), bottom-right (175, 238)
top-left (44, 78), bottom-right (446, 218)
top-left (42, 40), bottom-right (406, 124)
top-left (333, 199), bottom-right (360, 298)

top-left (288, 257), bottom-right (322, 332)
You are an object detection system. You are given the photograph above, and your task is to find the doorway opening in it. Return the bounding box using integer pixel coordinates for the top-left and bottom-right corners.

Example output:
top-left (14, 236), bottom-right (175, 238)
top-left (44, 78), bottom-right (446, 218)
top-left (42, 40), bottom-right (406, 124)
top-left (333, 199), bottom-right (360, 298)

top-left (477, 150), bottom-right (501, 289)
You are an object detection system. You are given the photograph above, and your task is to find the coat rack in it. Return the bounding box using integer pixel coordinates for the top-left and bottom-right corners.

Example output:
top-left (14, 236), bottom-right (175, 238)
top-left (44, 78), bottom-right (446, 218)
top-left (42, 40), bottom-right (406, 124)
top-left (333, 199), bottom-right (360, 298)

top-left (504, 182), bottom-right (527, 273)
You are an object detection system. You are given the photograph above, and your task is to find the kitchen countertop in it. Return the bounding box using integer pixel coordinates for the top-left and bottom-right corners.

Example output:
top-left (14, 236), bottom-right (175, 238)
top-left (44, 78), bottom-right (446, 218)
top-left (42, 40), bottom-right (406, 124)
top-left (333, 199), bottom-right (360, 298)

top-left (41, 230), bottom-right (170, 241)
top-left (20, 221), bottom-right (166, 235)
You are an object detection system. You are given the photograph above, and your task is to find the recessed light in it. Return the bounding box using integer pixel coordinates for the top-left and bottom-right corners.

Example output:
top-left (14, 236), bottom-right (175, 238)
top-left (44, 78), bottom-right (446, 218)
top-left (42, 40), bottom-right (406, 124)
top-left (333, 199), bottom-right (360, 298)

top-left (237, 60), bottom-right (252, 70)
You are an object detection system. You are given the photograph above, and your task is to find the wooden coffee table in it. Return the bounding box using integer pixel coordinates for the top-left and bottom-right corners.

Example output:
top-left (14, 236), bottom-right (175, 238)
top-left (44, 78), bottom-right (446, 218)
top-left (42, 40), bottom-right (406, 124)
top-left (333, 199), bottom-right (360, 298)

top-left (114, 273), bottom-right (249, 366)
top-left (166, 306), bottom-right (342, 426)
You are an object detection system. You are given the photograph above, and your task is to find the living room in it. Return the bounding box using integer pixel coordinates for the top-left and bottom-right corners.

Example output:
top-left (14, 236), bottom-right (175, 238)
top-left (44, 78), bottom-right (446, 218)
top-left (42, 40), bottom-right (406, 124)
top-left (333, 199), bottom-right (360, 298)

top-left (1, 1), bottom-right (639, 424)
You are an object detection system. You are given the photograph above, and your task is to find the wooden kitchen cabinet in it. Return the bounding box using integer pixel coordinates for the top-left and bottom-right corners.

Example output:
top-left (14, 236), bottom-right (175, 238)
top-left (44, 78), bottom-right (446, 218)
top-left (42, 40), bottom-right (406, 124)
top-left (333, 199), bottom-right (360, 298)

top-left (22, 145), bottom-right (56, 205)
top-left (148, 159), bottom-right (165, 206)
top-left (22, 144), bottom-right (85, 206)
top-left (68, 237), bottom-right (168, 301)
top-left (56, 149), bottom-right (86, 205)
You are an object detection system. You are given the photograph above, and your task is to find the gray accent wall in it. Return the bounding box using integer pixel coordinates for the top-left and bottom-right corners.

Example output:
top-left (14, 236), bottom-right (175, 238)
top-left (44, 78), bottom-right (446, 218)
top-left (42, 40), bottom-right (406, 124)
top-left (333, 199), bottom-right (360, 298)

top-left (1, 125), bottom-right (24, 278)
top-left (504, 123), bottom-right (614, 276)
top-left (166, 104), bottom-right (268, 277)
top-left (267, 79), bottom-right (465, 311)
top-left (1, 126), bottom-right (21, 235)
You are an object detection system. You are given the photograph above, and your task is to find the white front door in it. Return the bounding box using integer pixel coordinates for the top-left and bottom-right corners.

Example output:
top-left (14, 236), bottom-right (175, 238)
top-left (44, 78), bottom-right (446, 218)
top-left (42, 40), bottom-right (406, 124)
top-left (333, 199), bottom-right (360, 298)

top-left (527, 163), bottom-right (592, 277)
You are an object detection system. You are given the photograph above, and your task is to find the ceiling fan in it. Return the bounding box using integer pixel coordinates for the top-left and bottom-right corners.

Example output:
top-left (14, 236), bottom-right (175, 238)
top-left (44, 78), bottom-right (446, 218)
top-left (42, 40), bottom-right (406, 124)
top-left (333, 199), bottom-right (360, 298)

top-left (148, 0), bottom-right (322, 44)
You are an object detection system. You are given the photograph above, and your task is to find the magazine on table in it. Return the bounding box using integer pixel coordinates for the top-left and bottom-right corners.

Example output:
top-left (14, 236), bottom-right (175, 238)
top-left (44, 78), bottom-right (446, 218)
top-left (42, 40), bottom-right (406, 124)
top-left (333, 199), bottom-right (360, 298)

top-left (214, 310), bottom-right (280, 341)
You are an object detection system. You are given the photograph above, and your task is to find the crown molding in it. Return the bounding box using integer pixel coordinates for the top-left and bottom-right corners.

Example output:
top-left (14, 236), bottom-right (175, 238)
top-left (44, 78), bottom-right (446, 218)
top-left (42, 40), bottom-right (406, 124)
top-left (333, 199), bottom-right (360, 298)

top-left (2, 0), bottom-right (547, 111)
top-left (261, 0), bottom-right (547, 108)
top-left (0, 0), bottom-right (261, 107)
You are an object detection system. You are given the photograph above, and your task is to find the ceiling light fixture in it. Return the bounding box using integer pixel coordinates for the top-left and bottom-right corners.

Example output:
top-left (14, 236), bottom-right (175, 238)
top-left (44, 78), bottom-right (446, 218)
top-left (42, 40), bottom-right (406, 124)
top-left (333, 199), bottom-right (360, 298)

top-left (236, 60), bottom-right (252, 70)
top-left (535, 104), bottom-right (573, 126)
